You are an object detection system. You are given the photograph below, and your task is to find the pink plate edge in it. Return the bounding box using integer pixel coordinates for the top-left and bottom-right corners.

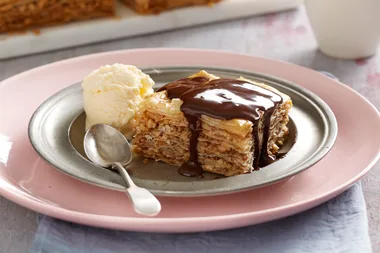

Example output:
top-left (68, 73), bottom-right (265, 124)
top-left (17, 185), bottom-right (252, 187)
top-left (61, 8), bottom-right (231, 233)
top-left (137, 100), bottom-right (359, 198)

top-left (0, 48), bottom-right (380, 232)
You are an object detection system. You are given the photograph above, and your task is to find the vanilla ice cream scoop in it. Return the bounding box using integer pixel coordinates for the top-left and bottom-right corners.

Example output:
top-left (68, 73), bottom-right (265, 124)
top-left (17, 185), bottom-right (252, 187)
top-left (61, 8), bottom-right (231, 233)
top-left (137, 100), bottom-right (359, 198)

top-left (82, 64), bottom-right (154, 139)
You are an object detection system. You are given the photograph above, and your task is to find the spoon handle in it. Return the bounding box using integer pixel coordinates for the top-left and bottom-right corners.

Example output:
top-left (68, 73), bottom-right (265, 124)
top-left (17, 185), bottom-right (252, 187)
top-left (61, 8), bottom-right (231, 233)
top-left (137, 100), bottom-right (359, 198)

top-left (113, 162), bottom-right (161, 216)
top-left (113, 162), bottom-right (137, 188)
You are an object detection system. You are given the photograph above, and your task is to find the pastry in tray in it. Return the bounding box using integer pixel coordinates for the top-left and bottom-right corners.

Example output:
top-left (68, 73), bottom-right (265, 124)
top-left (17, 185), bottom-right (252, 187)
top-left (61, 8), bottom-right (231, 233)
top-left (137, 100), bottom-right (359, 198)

top-left (0, 0), bottom-right (221, 33)
top-left (123, 0), bottom-right (221, 14)
top-left (0, 0), bottom-right (115, 33)
top-left (133, 70), bottom-right (293, 177)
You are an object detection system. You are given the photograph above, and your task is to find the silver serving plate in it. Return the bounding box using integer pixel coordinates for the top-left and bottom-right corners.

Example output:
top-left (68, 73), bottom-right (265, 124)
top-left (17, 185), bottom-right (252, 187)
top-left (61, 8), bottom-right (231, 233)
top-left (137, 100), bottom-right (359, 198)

top-left (28, 67), bottom-right (338, 197)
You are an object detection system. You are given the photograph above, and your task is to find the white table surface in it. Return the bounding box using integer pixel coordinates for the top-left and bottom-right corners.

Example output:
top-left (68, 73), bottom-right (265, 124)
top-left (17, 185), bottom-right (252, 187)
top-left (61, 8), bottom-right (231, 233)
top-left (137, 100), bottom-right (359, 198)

top-left (1, 6), bottom-right (380, 253)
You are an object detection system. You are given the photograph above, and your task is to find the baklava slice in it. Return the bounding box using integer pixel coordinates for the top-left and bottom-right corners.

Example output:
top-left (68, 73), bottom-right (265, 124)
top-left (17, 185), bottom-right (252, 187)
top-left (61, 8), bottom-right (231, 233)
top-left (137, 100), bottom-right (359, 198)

top-left (133, 71), bottom-right (292, 177)
top-left (0, 0), bottom-right (115, 33)
top-left (123, 0), bottom-right (221, 14)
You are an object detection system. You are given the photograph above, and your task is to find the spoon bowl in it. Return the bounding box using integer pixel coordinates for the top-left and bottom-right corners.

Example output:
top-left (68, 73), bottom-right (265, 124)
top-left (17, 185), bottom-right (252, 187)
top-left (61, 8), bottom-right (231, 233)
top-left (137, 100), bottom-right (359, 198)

top-left (83, 124), bottom-right (161, 216)
top-left (84, 124), bottom-right (132, 167)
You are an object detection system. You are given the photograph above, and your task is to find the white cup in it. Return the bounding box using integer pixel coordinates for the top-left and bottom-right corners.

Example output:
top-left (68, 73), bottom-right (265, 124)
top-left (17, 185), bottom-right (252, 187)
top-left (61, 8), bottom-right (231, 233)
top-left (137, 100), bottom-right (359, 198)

top-left (305, 0), bottom-right (380, 59)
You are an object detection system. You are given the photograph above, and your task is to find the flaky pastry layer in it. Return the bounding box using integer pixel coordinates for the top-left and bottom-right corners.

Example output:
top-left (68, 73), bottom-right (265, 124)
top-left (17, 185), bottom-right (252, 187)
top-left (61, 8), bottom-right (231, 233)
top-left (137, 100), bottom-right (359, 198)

top-left (133, 70), bottom-right (293, 176)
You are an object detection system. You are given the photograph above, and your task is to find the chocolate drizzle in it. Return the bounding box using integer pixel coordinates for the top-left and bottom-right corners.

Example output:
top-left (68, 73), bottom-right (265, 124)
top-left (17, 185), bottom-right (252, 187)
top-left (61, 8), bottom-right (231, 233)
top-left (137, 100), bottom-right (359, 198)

top-left (157, 76), bottom-right (283, 177)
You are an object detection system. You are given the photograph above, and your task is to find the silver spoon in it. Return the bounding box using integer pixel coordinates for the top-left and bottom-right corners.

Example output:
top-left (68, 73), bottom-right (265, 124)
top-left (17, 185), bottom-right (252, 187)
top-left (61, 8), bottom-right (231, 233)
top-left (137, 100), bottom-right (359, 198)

top-left (83, 124), bottom-right (161, 216)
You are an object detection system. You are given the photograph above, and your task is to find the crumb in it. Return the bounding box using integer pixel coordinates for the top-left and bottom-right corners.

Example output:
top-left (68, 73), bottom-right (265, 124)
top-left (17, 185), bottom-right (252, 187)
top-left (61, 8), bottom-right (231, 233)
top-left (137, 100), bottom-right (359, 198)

top-left (32, 29), bottom-right (41, 35)
top-left (48, 186), bottom-right (51, 188)
top-left (113, 15), bottom-right (122, 20)
top-left (143, 158), bottom-right (149, 164)
top-left (131, 144), bottom-right (137, 152)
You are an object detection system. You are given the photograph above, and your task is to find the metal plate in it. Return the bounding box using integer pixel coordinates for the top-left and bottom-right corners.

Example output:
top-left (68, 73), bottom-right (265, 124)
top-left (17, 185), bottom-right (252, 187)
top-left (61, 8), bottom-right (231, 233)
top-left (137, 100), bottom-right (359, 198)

top-left (28, 67), bottom-right (338, 196)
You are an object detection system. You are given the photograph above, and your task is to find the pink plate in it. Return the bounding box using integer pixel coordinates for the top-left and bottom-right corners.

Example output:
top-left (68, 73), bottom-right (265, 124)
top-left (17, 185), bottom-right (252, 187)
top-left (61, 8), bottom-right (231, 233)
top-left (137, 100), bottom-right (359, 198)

top-left (0, 48), bottom-right (379, 233)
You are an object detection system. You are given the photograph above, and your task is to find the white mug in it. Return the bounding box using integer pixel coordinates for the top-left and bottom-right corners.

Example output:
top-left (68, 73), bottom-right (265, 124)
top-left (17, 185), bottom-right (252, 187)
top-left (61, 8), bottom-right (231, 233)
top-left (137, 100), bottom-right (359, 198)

top-left (305, 0), bottom-right (380, 59)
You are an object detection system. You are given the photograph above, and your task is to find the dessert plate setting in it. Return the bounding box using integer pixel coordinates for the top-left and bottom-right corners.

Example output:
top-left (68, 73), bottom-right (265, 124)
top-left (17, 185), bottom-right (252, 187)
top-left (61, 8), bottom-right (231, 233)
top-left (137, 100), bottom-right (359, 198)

top-left (0, 48), bottom-right (380, 233)
top-left (28, 66), bottom-right (337, 196)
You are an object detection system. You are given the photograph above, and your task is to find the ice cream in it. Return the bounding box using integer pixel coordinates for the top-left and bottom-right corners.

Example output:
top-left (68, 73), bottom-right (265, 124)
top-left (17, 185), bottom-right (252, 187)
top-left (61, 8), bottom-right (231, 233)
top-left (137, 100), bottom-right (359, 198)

top-left (82, 64), bottom-right (154, 139)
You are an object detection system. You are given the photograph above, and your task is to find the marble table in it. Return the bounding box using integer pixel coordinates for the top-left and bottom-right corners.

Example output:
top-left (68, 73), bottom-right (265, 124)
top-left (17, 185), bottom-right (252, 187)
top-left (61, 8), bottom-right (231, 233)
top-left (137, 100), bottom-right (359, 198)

top-left (0, 6), bottom-right (379, 253)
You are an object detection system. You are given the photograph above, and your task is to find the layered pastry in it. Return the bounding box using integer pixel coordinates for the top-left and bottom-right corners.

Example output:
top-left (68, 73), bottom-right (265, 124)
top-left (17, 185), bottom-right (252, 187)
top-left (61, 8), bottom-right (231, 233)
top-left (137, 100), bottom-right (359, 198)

top-left (0, 0), bottom-right (114, 33)
top-left (123, 0), bottom-right (221, 14)
top-left (0, 0), bottom-right (222, 33)
top-left (133, 71), bottom-right (293, 177)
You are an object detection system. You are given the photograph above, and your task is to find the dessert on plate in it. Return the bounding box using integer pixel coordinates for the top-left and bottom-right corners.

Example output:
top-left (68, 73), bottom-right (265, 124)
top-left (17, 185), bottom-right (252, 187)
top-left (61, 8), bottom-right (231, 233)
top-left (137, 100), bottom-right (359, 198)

top-left (81, 65), bottom-right (293, 177)
top-left (133, 71), bottom-right (293, 177)
top-left (123, 0), bottom-right (221, 14)
top-left (0, 0), bottom-right (115, 33)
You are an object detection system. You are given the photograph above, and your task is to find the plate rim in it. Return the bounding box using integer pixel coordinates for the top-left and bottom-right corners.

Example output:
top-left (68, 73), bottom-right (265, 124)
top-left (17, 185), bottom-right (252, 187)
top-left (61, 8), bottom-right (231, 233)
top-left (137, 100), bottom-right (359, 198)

top-left (0, 48), bottom-right (379, 232)
top-left (27, 66), bottom-right (338, 197)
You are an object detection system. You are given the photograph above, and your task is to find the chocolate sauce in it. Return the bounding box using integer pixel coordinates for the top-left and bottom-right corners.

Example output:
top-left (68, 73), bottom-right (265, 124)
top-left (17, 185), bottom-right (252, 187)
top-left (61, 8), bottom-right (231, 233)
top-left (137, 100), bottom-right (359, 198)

top-left (157, 76), bottom-right (283, 177)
